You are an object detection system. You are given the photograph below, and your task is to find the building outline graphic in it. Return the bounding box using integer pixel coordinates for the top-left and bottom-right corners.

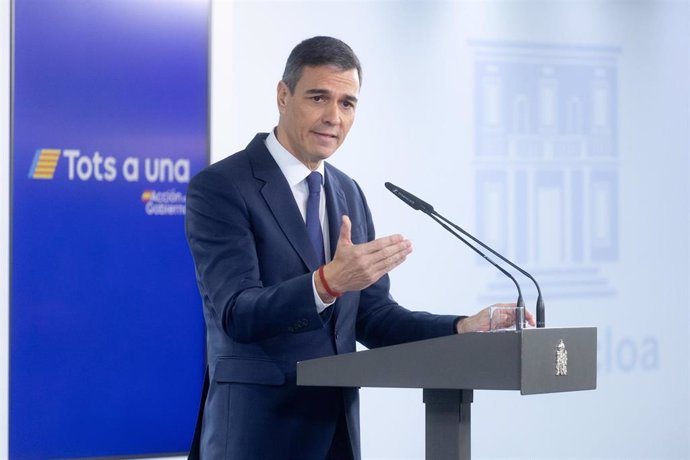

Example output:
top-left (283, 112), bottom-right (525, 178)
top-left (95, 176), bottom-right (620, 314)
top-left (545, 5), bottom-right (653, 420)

top-left (471, 41), bottom-right (620, 301)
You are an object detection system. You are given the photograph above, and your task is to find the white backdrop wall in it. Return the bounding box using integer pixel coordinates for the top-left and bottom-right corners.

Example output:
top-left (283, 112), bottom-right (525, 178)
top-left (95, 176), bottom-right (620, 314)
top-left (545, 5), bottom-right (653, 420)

top-left (211, 1), bottom-right (688, 459)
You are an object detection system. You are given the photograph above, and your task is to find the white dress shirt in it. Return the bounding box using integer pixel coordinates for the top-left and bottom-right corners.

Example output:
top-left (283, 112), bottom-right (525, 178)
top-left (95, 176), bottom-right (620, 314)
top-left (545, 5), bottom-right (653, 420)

top-left (265, 130), bottom-right (335, 313)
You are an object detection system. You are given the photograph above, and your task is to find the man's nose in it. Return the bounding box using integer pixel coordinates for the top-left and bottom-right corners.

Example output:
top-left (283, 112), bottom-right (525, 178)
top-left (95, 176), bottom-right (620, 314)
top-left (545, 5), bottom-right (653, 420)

top-left (322, 101), bottom-right (341, 125)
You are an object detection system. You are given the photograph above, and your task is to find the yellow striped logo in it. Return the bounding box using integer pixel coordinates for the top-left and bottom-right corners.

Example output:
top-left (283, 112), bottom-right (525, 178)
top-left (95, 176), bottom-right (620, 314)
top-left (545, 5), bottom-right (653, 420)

top-left (28, 149), bottom-right (61, 180)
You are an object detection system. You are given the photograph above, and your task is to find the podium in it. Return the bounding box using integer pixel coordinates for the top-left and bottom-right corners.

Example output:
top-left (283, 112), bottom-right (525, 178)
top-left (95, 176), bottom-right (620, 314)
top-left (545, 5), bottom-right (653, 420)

top-left (297, 327), bottom-right (596, 460)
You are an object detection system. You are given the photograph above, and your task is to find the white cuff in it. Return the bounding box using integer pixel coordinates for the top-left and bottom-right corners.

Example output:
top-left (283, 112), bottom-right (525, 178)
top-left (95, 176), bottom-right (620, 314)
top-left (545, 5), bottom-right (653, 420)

top-left (312, 271), bottom-right (336, 313)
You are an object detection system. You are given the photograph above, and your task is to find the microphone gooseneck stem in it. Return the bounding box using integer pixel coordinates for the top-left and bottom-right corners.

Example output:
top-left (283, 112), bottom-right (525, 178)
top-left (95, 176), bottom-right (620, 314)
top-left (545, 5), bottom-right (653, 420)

top-left (431, 210), bottom-right (543, 329)
top-left (385, 181), bottom-right (541, 330)
top-left (427, 213), bottom-right (525, 331)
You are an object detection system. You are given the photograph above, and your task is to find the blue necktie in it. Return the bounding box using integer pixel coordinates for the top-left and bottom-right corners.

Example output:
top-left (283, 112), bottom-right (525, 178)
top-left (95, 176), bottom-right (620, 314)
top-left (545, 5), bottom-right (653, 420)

top-left (306, 171), bottom-right (325, 266)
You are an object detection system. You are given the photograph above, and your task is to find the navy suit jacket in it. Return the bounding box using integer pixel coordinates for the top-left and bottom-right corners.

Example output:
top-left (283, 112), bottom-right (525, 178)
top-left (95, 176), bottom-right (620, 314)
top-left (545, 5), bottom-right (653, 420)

top-left (185, 133), bottom-right (458, 459)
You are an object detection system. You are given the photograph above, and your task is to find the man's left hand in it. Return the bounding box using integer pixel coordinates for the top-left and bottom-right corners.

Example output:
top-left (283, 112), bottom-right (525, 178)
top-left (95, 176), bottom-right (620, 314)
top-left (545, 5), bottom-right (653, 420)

top-left (456, 303), bottom-right (536, 333)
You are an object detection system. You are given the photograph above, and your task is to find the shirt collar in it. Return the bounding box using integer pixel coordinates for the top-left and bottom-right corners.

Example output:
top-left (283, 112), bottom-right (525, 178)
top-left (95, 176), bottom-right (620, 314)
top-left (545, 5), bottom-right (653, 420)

top-left (265, 129), bottom-right (325, 187)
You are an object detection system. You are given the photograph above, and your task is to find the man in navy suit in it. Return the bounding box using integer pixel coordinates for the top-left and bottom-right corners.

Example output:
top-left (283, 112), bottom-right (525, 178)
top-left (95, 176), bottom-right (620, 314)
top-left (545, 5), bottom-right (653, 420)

top-left (185, 36), bottom-right (533, 460)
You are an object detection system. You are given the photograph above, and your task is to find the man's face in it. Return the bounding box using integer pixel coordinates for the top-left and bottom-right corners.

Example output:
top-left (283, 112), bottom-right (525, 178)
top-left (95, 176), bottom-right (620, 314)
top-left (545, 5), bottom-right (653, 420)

top-left (276, 65), bottom-right (360, 169)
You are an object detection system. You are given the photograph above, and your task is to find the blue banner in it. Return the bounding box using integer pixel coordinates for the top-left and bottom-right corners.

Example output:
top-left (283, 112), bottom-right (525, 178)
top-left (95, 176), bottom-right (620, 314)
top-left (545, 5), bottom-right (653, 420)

top-left (11, 0), bottom-right (208, 457)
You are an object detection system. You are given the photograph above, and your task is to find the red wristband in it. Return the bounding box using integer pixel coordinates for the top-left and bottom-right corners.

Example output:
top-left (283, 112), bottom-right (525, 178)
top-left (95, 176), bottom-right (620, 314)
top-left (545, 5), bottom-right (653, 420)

top-left (318, 265), bottom-right (343, 298)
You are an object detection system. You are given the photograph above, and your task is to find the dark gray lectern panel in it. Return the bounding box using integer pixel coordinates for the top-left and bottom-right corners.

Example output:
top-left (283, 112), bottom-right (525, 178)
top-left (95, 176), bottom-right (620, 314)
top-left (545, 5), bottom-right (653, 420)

top-left (298, 330), bottom-right (522, 390)
top-left (298, 327), bottom-right (596, 395)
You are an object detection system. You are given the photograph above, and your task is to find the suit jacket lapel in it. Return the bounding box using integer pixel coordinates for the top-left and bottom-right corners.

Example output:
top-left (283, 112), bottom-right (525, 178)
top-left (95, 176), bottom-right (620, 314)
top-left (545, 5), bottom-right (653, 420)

top-left (247, 135), bottom-right (320, 271)
top-left (324, 165), bottom-right (350, 326)
top-left (324, 164), bottom-right (348, 261)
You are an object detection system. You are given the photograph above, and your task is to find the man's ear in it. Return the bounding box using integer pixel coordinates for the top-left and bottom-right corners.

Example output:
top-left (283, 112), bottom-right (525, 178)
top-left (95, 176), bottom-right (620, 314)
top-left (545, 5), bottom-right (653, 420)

top-left (276, 80), bottom-right (290, 114)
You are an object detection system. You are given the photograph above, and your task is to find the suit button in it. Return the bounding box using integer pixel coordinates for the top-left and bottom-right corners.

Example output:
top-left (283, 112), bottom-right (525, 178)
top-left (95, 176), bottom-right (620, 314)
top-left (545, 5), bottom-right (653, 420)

top-left (335, 332), bottom-right (340, 340)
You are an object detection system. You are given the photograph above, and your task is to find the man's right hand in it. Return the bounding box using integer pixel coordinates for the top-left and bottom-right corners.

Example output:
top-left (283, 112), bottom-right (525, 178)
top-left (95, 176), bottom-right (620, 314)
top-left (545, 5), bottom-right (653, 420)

top-left (315, 215), bottom-right (412, 302)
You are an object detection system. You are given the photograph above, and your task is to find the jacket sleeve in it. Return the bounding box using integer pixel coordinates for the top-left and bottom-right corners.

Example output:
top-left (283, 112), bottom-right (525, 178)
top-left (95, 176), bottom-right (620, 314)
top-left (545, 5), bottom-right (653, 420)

top-left (185, 168), bottom-right (322, 344)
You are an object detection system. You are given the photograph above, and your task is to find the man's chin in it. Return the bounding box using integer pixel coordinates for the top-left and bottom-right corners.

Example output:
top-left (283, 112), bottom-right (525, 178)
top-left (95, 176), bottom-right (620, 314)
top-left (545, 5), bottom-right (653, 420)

top-left (309, 148), bottom-right (338, 162)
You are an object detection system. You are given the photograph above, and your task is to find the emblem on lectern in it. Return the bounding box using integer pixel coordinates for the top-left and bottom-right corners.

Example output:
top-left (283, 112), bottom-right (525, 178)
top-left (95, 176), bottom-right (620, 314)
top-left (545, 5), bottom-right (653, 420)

top-left (555, 340), bottom-right (568, 376)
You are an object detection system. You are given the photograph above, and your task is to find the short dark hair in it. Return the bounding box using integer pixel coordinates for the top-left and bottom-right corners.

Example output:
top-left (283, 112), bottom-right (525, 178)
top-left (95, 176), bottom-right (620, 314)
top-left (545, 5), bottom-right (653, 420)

top-left (282, 36), bottom-right (362, 93)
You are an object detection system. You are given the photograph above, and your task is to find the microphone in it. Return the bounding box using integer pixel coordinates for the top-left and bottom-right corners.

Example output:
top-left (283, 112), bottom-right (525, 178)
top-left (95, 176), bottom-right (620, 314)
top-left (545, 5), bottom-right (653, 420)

top-left (385, 181), bottom-right (546, 329)
top-left (384, 182), bottom-right (434, 213)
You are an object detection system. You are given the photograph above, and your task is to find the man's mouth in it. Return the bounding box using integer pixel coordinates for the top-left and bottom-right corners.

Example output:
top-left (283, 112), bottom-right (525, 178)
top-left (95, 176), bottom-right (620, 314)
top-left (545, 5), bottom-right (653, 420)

top-left (313, 131), bottom-right (338, 140)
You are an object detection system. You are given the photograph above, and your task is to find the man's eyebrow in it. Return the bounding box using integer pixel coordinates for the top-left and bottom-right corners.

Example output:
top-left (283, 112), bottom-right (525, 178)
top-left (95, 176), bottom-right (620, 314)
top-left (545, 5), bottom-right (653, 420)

top-left (305, 88), bottom-right (358, 103)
